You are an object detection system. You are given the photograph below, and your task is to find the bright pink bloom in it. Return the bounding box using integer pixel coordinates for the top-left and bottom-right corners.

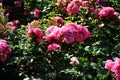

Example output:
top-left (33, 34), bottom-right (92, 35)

top-left (105, 58), bottom-right (120, 80)
top-left (28, 28), bottom-right (43, 43)
top-left (34, 8), bottom-right (40, 18)
top-left (82, 1), bottom-right (90, 7)
top-left (0, 40), bottom-right (11, 62)
top-left (67, 1), bottom-right (79, 14)
top-left (45, 26), bottom-right (62, 43)
top-left (47, 43), bottom-right (61, 51)
top-left (60, 23), bottom-right (77, 44)
top-left (14, 1), bottom-right (22, 8)
top-left (52, 16), bottom-right (64, 25)
top-left (99, 7), bottom-right (115, 19)
top-left (75, 25), bottom-right (91, 42)
top-left (105, 60), bottom-right (115, 71)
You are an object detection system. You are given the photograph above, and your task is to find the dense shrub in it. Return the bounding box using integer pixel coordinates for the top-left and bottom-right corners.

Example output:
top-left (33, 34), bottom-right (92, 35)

top-left (0, 0), bottom-right (120, 80)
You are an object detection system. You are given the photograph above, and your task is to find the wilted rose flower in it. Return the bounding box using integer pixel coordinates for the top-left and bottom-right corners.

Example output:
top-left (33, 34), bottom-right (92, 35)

top-left (0, 39), bottom-right (11, 62)
top-left (52, 16), bottom-right (64, 25)
top-left (14, 1), bottom-right (22, 8)
top-left (28, 20), bottom-right (39, 28)
top-left (70, 57), bottom-right (79, 65)
top-left (34, 8), bottom-right (40, 18)
top-left (47, 43), bottom-right (61, 51)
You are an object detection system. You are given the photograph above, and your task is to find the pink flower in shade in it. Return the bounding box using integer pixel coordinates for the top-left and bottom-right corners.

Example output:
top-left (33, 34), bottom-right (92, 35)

top-left (28, 28), bottom-right (43, 43)
top-left (6, 20), bottom-right (20, 31)
top-left (34, 8), bottom-right (40, 18)
top-left (0, 40), bottom-right (11, 62)
top-left (115, 72), bottom-right (120, 80)
top-left (60, 23), bottom-right (78, 44)
top-left (75, 25), bottom-right (91, 42)
top-left (99, 7), bottom-right (115, 19)
top-left (52, 16), bottom-right (64, 25)
top-left (70, 57), bottom-right (79, 65)
top-left (47, 43), bottom-right (61, 51)
top-left (66, 1), bottom-right (79, 14)
top-left (81, 1), bottom-right (90, 7)
top-left (14, 1), bottom-right (22, 8)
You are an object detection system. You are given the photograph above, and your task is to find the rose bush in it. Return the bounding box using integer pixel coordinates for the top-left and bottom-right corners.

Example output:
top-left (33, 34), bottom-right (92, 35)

top-left (0, 0), bottom-right (120, 80)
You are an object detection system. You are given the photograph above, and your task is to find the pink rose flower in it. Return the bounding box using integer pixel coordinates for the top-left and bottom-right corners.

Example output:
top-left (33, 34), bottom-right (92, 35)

top-left (60, 23), bottom-right (78, 44)
top-left (45, 26), bottom-right (62, 43)
top-left (75, 25), bottom-right (91, 42)
top-left (28, 28), bottom-right (43, 43)
top-left (0, 39), bottom-right (11, 62)
top-left (82, 1), bottom-right (90, 7)
top-left (105, 60), bottom-right (115, 71)
top-left (99, 7), bottom-right (115, 19)
top-left (47, 43), bottom-right (61, 51)
top-left (67, 1), bottom-right (79, 14)
top-left (105, 58), bottom-right (120, 80)
top-left (6, 20), bottom-right (20, 31)
top-left (34, 8), bottom-right (40, 18)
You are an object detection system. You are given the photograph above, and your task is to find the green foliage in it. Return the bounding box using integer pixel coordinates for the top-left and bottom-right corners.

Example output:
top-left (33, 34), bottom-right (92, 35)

top-left (0, 0), bottom-right (120, 80)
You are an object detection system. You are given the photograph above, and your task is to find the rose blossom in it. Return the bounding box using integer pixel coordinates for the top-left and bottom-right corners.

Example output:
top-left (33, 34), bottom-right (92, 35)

top-left (105, 58), bottom-right (120, 80)
top-left (0, 40), bottom-right (11, 62)
top-left (67, 1), bottom-right (79, 14)
top-left (28, 27), bottom-right (43, 43)
top-left (47, 43), bottom-right (61, 51)
top-left (45, 26), bottom-right (62, 43)
top-left (99, 7), bottom-right (115, 19)
top-left (34, 8), bottom-right (40, 18)
top-left (82, 1), bottom-right (90, 7)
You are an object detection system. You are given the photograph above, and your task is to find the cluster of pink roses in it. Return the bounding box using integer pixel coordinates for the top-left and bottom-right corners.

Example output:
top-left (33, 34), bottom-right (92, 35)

top-left (0, 39), bottom-right (11, 62)
top-left (57, 0), bottom-right (90, 15)
top-left (105, 58), bottom-right (120, 80)
top-left (57, 0), bottom-right (117, 20)
top-left (45, 23), bottom-right (91, 44)
top-left (27, 18), bottom-right (90, 51)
